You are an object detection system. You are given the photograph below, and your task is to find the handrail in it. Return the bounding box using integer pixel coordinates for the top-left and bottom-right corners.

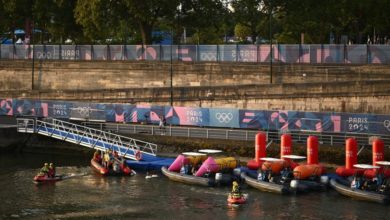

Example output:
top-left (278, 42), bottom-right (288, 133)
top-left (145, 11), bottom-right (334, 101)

top-left (81, 121), bottom-right (390, 147)
top-left (16, 118), bottom-right (158, 159)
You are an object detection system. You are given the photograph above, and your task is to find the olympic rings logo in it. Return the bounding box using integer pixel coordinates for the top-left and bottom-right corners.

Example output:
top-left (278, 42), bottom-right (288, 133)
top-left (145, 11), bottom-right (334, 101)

top-left (216, 112), bottom-right (233, 123)
top-left (200, 53), bottom-right (217, 61)
top-left (384, 120), bottom-right (390, 131)
top-left (72, 107), bottom-right (92, 117)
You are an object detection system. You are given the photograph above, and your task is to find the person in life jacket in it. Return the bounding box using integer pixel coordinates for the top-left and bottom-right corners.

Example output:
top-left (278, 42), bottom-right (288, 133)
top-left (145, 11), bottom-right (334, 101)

top-left (93, 150), bottom-right (102, 163)
top-left (39, 163), bottom-right (49, 176)
top-left (231, 181), bottom-right (242, 198)
top-left (103, 150), bottom-right (111, 169)
top-left (48, 163), bottom-right (56, 178)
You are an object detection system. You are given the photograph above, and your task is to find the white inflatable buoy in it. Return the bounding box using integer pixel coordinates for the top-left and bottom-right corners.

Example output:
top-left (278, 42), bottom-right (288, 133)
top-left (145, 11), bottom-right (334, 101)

top-left (290, 180), bottom-right (299, 189)
top-left (215, 173), bottom-right (223, 181)
top-left (233, 168), bottom-right (241, 176)
top-left (320, 175), bottom-right (329, 185)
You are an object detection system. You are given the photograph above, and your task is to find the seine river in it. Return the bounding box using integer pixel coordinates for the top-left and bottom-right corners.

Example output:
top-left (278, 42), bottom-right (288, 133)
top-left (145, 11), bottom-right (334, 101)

top-left (0, 153), bottom-right (389, 220)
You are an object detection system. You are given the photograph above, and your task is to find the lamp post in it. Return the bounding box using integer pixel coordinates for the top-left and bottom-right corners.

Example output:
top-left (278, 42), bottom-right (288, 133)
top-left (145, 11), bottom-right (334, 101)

top-left (269, 1), bottom-right (272, 84)
top-left (170, 29), bottom-right (173, 106)
top-left (31, 20), bottom-right (35, 90)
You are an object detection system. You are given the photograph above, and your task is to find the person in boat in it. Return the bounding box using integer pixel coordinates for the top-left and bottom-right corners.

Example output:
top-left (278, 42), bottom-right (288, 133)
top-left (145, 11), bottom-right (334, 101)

top-left (191, 163), bottom-right (200, 175)
top-left (257, 169), bottom-right (272, 182)
top-left (280, 166), bottom-right (293, 184)
top-left (48, 163), bottom-right (56, 178)
top-left (39, 163), bottom-right (49, 176)
top-left (112, 150), bottom-right (119, 159)
top-left (93, 150), bottom-right (102, 163)
top-left (103, 150), bottom-right (111, 169)
top-left (351, 173), bottom-right (364, 189)
top-left (185, 163), bottom-right (192, 175)
top-left (231, 181), bottom-right (242, 198)
top-left (112, 160), bottom-right (121, 173)
top-left (378, 178), bottom-right (390, 194)
top-left (180, 165), bottom-right (186, 174)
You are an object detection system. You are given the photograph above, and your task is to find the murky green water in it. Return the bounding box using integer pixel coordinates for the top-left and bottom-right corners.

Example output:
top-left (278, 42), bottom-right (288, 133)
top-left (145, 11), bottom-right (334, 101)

top-left (0, 153), bottom-right (389, 219)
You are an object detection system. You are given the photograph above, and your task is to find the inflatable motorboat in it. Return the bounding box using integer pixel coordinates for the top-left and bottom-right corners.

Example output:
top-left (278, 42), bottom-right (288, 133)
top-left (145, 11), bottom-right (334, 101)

top-left (91, 159), bottom-right (135, 176)
top-left (33, 174), bottom-right (63, 184)
top-left (242, 172), bottom-right (291, 194)
top-left (330, 178), bottom-right (390, 204)
top-left (161, 166), bottom-right (216, 186)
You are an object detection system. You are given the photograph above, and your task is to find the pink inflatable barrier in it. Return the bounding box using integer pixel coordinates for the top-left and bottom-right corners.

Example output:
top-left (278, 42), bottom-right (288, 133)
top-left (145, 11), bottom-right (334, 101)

top-left (168, 154), bottom-right (187, 172)
top-left (195, 157), bottom-right (220, 177)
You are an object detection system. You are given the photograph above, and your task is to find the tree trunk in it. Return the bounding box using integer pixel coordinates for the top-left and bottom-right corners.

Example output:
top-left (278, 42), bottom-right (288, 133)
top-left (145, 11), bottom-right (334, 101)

top-left (139, 21), bottom-right (153, 45)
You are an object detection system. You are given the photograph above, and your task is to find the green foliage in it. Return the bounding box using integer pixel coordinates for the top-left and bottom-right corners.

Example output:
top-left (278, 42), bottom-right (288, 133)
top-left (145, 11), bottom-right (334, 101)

top-left (234, 23), bottom-right (251, 42)
top-left (231, 0), bottom-right (265, 43)
top-left (0, 0), bottom-right (389, 44)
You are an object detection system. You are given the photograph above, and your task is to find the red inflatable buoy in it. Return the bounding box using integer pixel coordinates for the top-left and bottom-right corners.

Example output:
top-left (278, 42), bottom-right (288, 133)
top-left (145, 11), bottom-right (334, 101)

top-left (336, 137), bottom-right (361, 177)
top-left (280, 134), bottom-right (292, 159)
top-left (135, 150), bottom-right (142, 161)
top-left (372, 139), bottom-right (384, 166)
top-left (247, 132), bottom-right (267, 170)
top-left (280, 134), bottom-right (298, 168)
top-left (365, 138), bottom-right (385, 178)
top-left (255, 132), bottom-right (267, 163)
top-left (345, 137), bottom-right (357, 170)
top-left (307, 136), bottom-right (318, 165)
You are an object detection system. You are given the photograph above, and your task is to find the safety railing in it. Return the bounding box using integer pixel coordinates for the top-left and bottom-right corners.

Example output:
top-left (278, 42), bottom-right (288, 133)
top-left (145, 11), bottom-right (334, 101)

top-left (16, 118), bottom-right (158, 160)
top-left (82, 121), bottom-right (390, 147)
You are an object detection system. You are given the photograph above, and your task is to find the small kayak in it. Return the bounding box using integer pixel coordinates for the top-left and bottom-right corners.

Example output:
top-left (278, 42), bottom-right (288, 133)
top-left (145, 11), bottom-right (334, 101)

top-left (33, 175), bottom-right (63, 184)
top-left (227, 193), bottom-right (247, 205)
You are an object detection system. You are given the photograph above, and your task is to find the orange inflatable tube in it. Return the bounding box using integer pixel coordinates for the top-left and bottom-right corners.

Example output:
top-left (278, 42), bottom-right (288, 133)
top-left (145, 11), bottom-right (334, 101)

top-left (293, 164), bottom-right (323, 180)
top-left (261, 161), bottom-right (286, 174)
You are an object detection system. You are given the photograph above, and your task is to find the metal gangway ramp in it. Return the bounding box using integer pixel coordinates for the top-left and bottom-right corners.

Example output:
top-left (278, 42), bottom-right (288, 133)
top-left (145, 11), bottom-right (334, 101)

top-left (16, 118), bottom-right (158, 161)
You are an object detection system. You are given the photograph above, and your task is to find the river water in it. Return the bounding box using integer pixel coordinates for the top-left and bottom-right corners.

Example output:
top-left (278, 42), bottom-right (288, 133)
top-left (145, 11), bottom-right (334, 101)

top-left (0, 153), bottom-right (389, 220)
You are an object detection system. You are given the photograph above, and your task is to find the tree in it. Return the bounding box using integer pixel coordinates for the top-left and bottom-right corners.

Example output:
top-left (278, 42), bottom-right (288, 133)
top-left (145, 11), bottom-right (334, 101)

top-left (231, 0), bottom-right (267, 44)
top-left (75, 0), bottom-right (124, 43)
top-left (0, 0), bottom-right (32, 43)
top-left (46, 0), bottom-right (83, 44)
top-left (234, 23), bottom-right (251, 42)
top-left (124, 0), bottom-right (179, 44)
top-left (179, 0), bottom-right (226, 44)
top-left (75, 0), bottom-right (179, 44)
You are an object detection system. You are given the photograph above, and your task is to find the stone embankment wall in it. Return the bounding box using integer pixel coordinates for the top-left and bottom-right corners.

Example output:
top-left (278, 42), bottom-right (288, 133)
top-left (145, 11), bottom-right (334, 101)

top-left (0, 60), bottom-right (389, 114)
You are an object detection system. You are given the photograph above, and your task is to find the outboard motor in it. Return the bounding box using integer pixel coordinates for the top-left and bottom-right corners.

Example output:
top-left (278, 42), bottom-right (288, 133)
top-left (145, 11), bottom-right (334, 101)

top-left (113, 162), bottom-right (120, 173)
top-left (320, 175), bottom-right (329, 185)
top-left (215, 173), bottom-right (223, 184)
top-left (215, 173), bottom-right (232, 186)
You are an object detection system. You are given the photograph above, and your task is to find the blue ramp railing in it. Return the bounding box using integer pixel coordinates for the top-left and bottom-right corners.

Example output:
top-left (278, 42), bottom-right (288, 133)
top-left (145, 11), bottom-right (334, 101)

top-left (16, 118), bottom-right (158, 160)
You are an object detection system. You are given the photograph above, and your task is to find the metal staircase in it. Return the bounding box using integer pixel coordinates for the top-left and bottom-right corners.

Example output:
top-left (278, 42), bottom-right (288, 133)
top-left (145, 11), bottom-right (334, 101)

top-left (16, 118), bottom-right (158, 160)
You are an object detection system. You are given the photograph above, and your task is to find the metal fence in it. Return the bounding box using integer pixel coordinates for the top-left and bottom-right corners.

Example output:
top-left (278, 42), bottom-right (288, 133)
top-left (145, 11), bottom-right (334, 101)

top-left (1, 44), bottom-right (389, 64)
top-left (82, 122), bottom-right (390, 147)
